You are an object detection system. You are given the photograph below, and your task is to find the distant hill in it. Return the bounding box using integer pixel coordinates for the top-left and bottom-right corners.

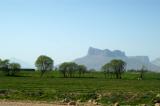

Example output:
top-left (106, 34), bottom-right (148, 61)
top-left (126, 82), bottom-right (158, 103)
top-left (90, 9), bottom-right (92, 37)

top-left (152, 58), bottom-right (160, 67)
top-left (10, 58), bottom-right (34, 69)
top-left (74, 47), bottom-right (160, 71)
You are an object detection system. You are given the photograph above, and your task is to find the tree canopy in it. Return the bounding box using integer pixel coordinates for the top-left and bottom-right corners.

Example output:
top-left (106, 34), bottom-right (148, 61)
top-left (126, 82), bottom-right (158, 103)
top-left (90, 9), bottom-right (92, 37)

top-left (77, 65), bottom-right (87, 77)
top-left (0, 59), bottom-right (21, 76)
top-left (59, 62), bottom-right (78, 78)
top-left (102, 59), bottom-right (126, 79)
top-left (35, 55), bottom-right (54, 77)
top-left (9, 63), bottom-right (21, 76)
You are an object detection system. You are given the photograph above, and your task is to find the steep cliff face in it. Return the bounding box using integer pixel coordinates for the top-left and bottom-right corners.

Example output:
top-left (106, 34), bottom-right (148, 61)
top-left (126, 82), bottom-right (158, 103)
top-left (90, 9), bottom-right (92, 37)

top-left (88, 47), bottom-right (126, 57)
top-left (74, 47), bottom-right (160, 71)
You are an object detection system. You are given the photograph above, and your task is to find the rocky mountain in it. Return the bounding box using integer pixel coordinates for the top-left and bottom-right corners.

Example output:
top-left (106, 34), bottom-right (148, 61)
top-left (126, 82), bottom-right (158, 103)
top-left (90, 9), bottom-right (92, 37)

top-left (74, 47), bottom-right (160, 71)
top-left (152, 58), bottom-right (160, 67)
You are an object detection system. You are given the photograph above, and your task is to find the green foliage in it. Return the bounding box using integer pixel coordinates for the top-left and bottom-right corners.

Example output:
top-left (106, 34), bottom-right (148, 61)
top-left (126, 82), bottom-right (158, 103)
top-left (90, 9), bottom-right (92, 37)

top-left (59, 62), bottom-right (87, 78)
top-left (35, 55), bottom-right (54, 77)
top-left (102, 59), bottom-right (126, 79)
top-left (110, 59), bottom-right (126, 79)
top-left (102, 63), bottom-right (113, 79)
top-left (77, 65), bottom-right (87, 77)
top-left (0, 59), bottom-right (10, 76)
top-left (59, 62), bottom-right (78, 78)
top-left (9, 63), bottom-right (21, 76)
top-left (0, 59), bottom-right (21, 76)
top-left (0, 71), bottom-right (160, 105)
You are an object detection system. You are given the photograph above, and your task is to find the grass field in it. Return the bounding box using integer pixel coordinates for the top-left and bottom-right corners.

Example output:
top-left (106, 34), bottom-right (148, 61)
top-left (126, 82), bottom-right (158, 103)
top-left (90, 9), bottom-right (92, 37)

top-left (0, 71), bottom-right (160, 105)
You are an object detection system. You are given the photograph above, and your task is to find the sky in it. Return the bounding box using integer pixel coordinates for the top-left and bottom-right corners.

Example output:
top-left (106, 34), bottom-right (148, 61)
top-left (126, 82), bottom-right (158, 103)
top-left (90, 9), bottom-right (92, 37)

top-left (0, 0), bottom-right (160, 66)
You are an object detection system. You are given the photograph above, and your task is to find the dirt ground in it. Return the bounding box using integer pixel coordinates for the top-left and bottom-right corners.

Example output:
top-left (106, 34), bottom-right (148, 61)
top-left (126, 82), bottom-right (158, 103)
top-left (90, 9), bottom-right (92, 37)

top-left (0, 101), bottom-right (66, 106)
top-left (0, 100), bottom-right (98, 106)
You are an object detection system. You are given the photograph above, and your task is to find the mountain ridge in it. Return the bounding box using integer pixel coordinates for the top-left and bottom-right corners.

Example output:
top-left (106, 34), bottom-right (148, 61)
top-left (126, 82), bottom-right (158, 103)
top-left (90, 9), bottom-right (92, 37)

top-left (74, 47), bottom-right (160, 71)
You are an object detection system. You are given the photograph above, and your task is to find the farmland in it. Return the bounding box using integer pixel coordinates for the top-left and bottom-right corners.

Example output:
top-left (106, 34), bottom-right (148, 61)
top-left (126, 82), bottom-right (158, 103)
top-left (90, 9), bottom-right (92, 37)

top-left (0, 71), bottom-right (160, 105)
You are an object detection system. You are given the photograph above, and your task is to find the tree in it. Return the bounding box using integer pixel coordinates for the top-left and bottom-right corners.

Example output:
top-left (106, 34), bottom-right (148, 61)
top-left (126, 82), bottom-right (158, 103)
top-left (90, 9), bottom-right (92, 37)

top-left (35, 55), bottom-right (54, 77)
top-left (67, 62), bottom-right (78, 78)
top-left (110, 59), bottom-right (126, 79)
top-left (139, 65), bottom-right (147, 80)
top-left (0, 59), bottom-right (10, 76)
top-left (59, 62), bottom-right (69, 78)
top-left (9, 63), bottom-right (21, 76)
top-left (77, 65), bottom-right (87, 77)
top-left (102, 60), bottom-right (126, 79)
top-left (0, 59), bottom-right (21, 76)
top-left (59, 62), bottom-right (78, 78)
top-left (102, 63), bottom-right (112, 79)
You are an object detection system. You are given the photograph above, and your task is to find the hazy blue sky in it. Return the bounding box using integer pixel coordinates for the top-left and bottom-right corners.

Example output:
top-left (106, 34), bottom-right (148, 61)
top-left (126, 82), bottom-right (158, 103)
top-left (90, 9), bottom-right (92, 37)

top-left (0, 0), bottom-right (160, 66)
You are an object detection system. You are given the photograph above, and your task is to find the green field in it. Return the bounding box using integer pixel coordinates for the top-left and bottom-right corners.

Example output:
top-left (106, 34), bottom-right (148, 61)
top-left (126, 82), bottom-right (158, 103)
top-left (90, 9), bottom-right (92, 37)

top-left (0, 71), bottom-right (160, 105)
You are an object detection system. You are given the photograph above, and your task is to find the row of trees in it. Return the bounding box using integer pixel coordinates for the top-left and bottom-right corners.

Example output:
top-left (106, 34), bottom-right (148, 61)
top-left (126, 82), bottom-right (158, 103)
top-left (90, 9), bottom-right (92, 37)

top-left (59, 62), bottom-right (87, 78)
top-left (0, 55), bottom-right (147, 79)
top-left (102, 60), bottom-right (148, 79)
top-left (35, 55), bottom-right (126, 79)
top-left (35, 55), bottom-right (87, 78)
top-left (0, 59), bottom-right (21, 76)
top-left (102, 59), bottom-right (126, 79)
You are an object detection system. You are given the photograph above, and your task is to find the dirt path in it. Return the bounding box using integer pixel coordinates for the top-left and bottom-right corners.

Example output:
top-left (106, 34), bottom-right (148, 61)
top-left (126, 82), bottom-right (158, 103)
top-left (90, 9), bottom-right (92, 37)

top-left (0, 101), bottom-right (66, 106)
top-left (0, 100), bottom-right (99, 106)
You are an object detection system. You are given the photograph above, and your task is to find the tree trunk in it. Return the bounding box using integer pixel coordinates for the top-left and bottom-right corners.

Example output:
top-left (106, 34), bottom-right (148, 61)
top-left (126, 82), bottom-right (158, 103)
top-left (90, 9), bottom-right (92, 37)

top-left (40, 71), bottom-right (45, 78)
top-left (104, 73), bottom-right (107, 79)
top-left (116, 73), bottom-right (119, 79)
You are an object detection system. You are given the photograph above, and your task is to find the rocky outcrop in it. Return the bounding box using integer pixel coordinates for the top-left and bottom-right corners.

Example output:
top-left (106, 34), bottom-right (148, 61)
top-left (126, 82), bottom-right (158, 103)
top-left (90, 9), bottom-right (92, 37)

top-left (74, 47), bottom-right (160, 71)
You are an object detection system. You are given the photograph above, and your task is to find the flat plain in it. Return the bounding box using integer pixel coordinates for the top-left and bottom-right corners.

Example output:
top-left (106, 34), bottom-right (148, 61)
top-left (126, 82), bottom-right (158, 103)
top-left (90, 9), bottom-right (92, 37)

top-left (0, 71), bottom-right (160, 105)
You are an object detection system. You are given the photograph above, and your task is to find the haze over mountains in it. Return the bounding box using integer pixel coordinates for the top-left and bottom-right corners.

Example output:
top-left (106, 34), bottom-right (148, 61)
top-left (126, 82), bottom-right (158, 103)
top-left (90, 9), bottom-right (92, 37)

top-left (152, 58), bottom-right (160, 68)
top-left (74, 47), bottom-right (160, 71)
top-left (8, 47), bottom-right (160, 72)
top-left (9, 58), bottom-right (34, 69)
